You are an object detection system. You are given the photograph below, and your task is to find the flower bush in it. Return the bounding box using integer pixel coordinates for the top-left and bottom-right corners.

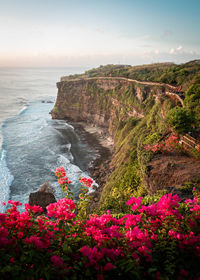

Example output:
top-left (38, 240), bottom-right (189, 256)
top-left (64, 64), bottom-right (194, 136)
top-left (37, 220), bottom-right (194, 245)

top-left (0, 168), bottom-right (200, 279)
top-left (55, 166), bottom-right (93, 218)
top-left (144, 134), bottom-right (179, 154)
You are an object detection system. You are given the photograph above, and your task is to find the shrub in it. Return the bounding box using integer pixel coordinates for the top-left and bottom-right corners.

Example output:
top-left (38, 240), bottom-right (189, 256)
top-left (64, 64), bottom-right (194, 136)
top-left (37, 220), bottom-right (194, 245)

top-left (144, 134), bottom-right (179, 154)
top-left (1, 169), bottom-right (200, 279)
top-left (166, 107), bottom-right (195, 134)
top-left (184, 84), bottom-right (200, 129)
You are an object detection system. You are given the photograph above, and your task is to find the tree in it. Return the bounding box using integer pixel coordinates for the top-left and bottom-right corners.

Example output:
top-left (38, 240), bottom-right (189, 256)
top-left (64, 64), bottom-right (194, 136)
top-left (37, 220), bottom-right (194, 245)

top-left (166, 106), bottom-right (195, 134)
top-left (184, 84), bottom-right (200, 129)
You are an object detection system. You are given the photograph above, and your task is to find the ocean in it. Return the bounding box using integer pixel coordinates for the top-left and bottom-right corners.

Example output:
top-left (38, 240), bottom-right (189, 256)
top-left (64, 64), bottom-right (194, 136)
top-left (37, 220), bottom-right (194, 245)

top-left (0, 67), bottom-right (96, 212)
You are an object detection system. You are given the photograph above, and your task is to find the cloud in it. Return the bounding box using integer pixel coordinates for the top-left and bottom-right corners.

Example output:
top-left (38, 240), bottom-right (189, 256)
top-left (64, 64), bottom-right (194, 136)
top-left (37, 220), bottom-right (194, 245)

top-left (169, 48), bottom-right (175, 54)
top-left (189, 50), bottom-right (197, 55)
top-left (169, 45), bottom-right (183, 54)
top-left (177, 45), bottom-right (183, 51)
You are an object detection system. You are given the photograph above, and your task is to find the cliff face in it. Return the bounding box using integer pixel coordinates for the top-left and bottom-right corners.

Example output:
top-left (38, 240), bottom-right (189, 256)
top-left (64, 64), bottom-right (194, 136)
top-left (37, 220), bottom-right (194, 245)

top-left (52, 76), bottom-right (199, 211)
top-left (52, 77), bottom-right (167, 138)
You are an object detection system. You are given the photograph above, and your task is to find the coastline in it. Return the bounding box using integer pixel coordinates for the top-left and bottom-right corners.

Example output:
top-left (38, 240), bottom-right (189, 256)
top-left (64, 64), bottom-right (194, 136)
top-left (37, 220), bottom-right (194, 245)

top-left (69, 121), bottom-right (114, 209)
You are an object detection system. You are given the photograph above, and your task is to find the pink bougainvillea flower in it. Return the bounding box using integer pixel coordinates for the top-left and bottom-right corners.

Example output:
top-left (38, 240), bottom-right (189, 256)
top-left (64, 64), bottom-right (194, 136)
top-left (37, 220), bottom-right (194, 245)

top-left (9, 257), bottom-right (15, 264)
top-left (0, 226), bottom-right (9, 247)
top-left (25, 204), bottom-right (43, 214)
top-left (97, 274), bottom-right (104, 280)
top-left (25, 236), bottom-right (47, 250)
top-left (179, 269), bottom-right (188, 277)
top-left (104, 262), bottom-right (114, 271)
top-left (17, 232), bottom-right (24, 239)
top-left (46, 198), bottom-right (75, 220)
top-left (51, 255), bottom-right (63, 267)
top-left (7, 200), bottom-right (22, 206)
top-left (1, 171), bottom-right (200, 278)
top-left (80, 177), bottom-right (93, 188)
top-left (55, 166), bottom-right (66, 178)
top-left (126, 197), bottom-right (143, 211)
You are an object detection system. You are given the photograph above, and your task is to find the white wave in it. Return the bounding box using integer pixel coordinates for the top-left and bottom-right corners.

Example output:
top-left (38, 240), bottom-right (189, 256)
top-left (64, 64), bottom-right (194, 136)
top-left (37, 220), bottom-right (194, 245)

top-left (62, 143), bottom-right (71, 151)
top-left (52, 120), bottom-right (74, 131)
top-left (57, 154), bottom-right (83, 181)
top-left (47, 148), bottom-right (56, 156)
top-left (68, 151), bottom-right (74, 161)
top-left (65, 123), bottom-right (74, 130)
top-left (38, 119), bottom-right (48, 131)
top-left (0, 149), bottom-right (14, 212)
top-left (19, 105), bottom-right (29, 115)
top-left (60, 144), bottom-right (75, 161)
top-left (56, 154), bottom-right (98, 197)
top-left (53, 128), bottom-right (64, 137)
top-left (58, 154), bottom-right (70, 165)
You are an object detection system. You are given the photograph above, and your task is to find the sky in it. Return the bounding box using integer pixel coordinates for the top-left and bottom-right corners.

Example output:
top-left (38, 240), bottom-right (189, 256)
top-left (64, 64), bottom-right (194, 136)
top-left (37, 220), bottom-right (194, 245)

top-left (0, 0), bottom-right (199, 67)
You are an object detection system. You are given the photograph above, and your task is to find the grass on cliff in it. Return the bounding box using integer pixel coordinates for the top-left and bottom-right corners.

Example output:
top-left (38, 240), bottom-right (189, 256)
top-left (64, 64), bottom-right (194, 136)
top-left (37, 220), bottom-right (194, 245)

top-left (68, 60), bottom-right (200, 91)
top-left (59, 61), bottom-right (200, 214)
top-left (99, 96), bottom-right (174, 213)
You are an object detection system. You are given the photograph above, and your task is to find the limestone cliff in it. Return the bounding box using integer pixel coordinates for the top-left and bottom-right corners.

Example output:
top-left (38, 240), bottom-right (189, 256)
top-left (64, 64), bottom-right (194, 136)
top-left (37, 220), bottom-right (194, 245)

top-left (52, 77), bottom-right (174, 138)
top-left (52, 75), bottom-right (199, 212)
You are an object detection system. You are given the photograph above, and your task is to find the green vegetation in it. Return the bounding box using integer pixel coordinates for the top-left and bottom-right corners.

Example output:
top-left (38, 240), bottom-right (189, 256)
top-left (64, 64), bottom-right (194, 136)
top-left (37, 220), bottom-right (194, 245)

top-left (85, 61), bottom-right (200, 212)
top-left (59, 60), bottom-right (200, 213)
top-left (2, 187), bottom-right (200, 279)
top-left (166, 107), bottom-right (195, 134)
top-left (166, 83), bottom-right (200, 134)
top-left (99, 97), bottom-right (170, 212)
top-left (68, 60), bottom-right (200, 91)
top-left (52, 105), bottom-right (59, 113)
top-left (184, 83), bottom-right (200, 130)
top-left (2, 61), bottom-right (200, 279)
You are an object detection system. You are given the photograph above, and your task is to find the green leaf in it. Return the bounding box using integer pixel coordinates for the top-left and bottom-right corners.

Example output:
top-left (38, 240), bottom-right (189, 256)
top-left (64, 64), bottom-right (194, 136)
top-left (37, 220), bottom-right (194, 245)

top-left (58, 220), bottom-right (64, 229)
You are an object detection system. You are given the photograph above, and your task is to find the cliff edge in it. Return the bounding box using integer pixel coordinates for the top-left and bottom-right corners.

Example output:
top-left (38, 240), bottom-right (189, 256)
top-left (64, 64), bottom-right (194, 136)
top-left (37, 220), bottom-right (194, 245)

top-left (52, 63), bottom-right (200, 212)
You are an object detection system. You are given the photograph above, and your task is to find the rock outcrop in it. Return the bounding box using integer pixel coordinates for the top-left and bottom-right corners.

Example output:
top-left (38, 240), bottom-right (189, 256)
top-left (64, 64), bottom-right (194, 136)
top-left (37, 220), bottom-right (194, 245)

top-left (51, 77), bottom-right (167, 138)
top-left (51, 77), bottom-right (183, 137)
top-left (29, 182), bottom-right (56, 212)
top-left (51, 75), bottom-right (197, 209)
top-left (145, 153), bottom-right (200, 195)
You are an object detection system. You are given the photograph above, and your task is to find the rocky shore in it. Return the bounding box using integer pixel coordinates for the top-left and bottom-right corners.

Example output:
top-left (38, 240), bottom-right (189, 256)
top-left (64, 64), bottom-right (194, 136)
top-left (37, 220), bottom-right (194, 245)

top-left (70, 121), bottom-right (114, 209)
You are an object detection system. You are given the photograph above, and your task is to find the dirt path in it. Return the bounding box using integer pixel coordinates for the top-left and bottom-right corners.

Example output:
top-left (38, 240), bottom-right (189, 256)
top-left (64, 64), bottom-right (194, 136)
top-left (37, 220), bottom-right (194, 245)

top-left (61, 76), bottom-right (177, 91)
top-left (60, 76), bottom-right (183, 106)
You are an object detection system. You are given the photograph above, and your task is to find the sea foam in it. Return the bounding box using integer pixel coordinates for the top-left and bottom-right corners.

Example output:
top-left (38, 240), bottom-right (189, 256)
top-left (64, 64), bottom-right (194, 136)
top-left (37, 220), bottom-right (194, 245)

top-left (0, 149), bottom-right (14, 212)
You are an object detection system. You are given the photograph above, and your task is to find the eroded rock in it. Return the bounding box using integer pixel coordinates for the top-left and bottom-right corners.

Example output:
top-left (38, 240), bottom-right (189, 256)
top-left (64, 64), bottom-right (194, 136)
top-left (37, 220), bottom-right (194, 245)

top-left (29, 182), bottom-right (56, 212)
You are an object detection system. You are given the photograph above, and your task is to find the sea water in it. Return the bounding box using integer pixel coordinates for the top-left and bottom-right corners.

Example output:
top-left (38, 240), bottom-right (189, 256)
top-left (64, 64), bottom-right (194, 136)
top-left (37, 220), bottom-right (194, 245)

top-left (0, 67), bottom-right (95, 212)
